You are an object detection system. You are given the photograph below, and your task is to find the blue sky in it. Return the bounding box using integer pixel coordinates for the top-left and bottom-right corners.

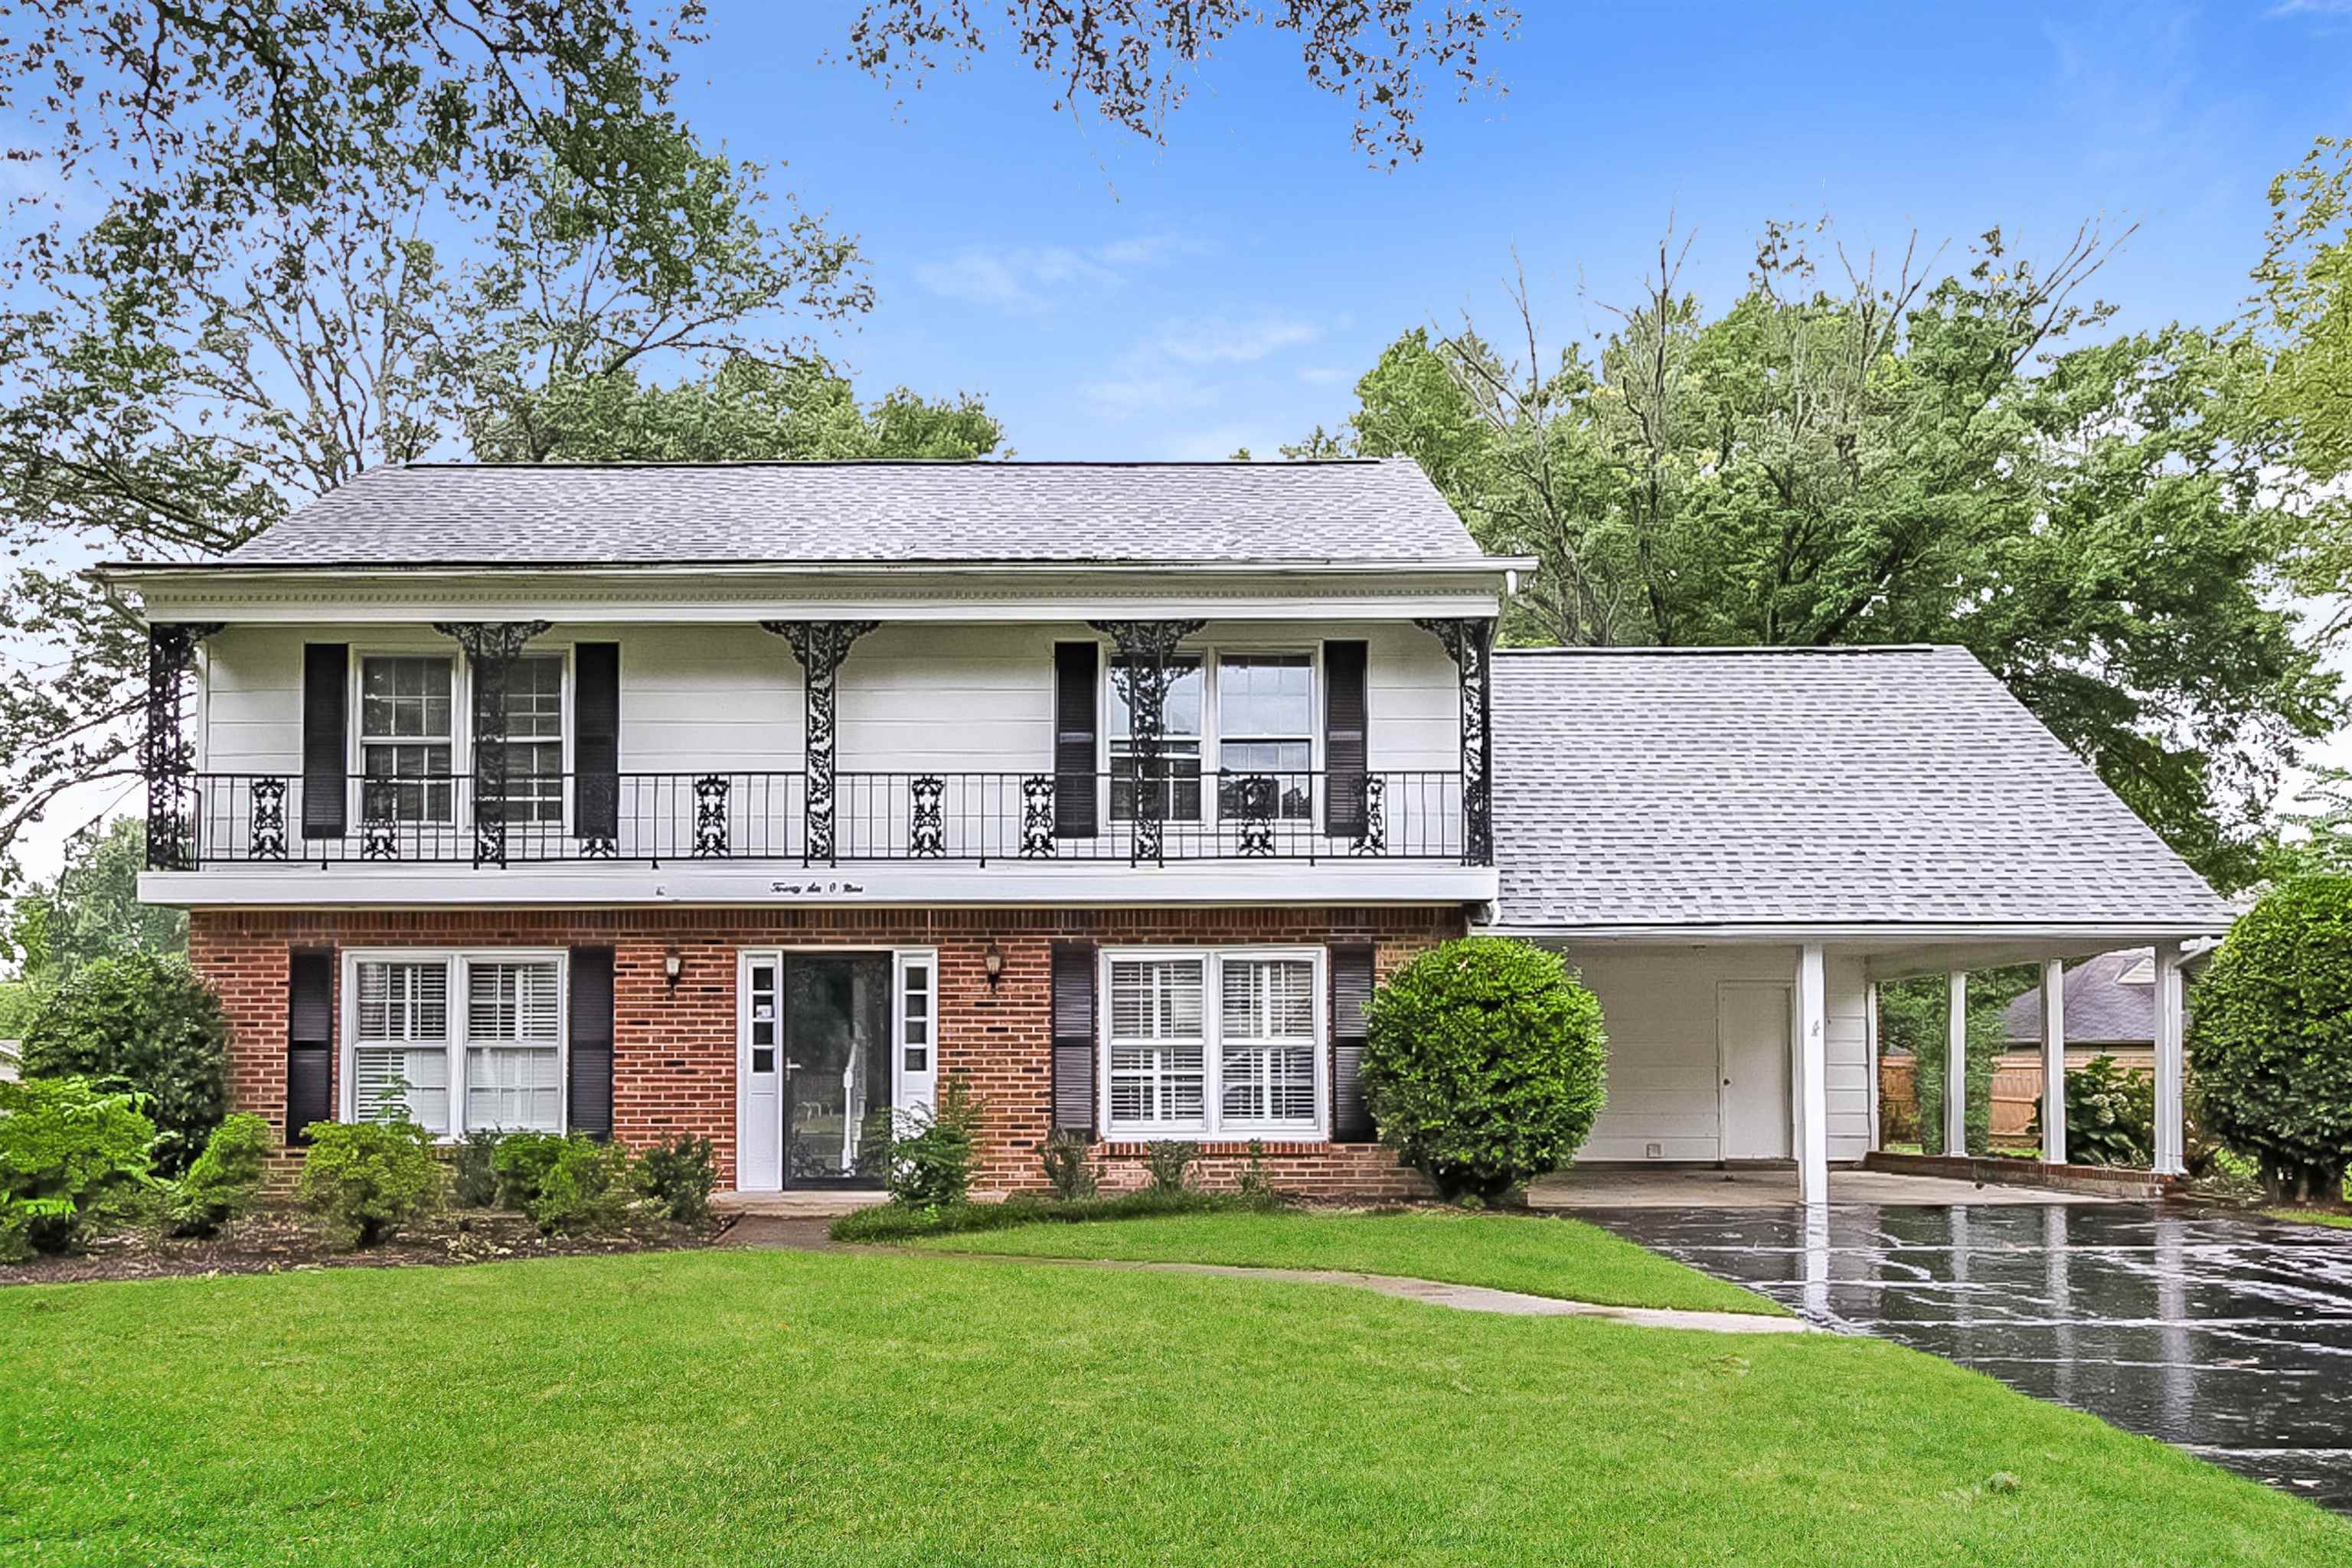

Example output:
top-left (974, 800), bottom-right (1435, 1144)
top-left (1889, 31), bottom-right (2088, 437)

top-left (681, 1), bottom-right (2352, 460)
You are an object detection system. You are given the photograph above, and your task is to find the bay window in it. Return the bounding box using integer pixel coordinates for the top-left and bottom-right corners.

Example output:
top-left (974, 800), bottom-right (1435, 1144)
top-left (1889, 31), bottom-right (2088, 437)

top-left (345, 951), bottom-right (567, 1137)
top-left (1103, 949), bottom-right (1325, 1138)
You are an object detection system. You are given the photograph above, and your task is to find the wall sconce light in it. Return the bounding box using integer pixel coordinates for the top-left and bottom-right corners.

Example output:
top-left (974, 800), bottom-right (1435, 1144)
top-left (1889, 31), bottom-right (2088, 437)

top-left (663, 949), bottom-right (684, 991)
top-left (982, 940), bottom-right (1005, 993)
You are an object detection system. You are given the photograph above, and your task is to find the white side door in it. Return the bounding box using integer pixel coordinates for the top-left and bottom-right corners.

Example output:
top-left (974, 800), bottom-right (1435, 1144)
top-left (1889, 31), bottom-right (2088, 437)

top-left (1718, 981), bottom-right (1793, 1161)
top-left (737, 952), bottom-right (783, 1191)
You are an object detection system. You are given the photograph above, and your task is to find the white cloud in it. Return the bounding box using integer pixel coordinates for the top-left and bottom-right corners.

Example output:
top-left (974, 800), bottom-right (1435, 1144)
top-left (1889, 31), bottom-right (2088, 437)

top-left (1151, 314), bottom-right (1319, 365)
top-left (1297, 365), bottom-right (1350, 387)
top-left (911, 233), bottom-right (1207, 313)
top-left (1083, 374), bottom-right (1217, 419)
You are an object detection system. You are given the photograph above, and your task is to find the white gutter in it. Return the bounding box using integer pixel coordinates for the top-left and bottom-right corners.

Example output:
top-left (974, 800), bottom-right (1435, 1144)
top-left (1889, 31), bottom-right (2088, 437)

top-left (1477, 920), bottom-right (2234, 943)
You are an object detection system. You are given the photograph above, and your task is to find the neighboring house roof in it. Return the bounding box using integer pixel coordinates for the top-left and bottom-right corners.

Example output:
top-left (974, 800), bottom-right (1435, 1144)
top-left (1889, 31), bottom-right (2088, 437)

top-left (1490, 645), bottom-right (2236, 931)
top-left (2003, 948), bottom-right (2158, 1047)
top-left (199, 458), bottom-right (1488, 570)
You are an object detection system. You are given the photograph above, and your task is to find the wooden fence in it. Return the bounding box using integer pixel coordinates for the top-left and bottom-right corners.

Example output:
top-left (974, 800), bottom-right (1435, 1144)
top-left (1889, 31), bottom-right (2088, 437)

top-left (1878, 1050), bottom-right (2156, 1145)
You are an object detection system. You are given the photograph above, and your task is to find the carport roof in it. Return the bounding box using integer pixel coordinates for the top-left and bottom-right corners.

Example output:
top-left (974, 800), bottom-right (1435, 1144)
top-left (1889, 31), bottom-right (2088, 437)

top-left (1489, 646), bottom-right (2236, 934)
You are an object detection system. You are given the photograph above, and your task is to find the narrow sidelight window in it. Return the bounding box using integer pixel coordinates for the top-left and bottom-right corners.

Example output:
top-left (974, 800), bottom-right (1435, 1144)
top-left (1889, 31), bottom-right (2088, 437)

top-left (353, 959), bottom-right (452, 1133)
top-left (358, 655), bottom-right (455, 823)
top-left (1217, 653), bottom-right (1313, 821)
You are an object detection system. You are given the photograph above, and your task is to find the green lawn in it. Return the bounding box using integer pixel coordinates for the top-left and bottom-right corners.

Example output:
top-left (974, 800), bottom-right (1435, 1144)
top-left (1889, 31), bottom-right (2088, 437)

top-left (2265, 1207), bottom-right (2352, 1230)
top-left (910, 1207), bottom-right (1785, 1316)
top-left (5, 1250), bottom-right (2346, 1566)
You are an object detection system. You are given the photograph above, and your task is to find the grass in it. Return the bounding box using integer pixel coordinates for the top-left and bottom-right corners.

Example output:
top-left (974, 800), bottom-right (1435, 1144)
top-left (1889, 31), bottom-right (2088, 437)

top-left (3, 1250), bottom-right (2344, 1566)
top-left (908, 1206), bottom-right (1787, 1317)
top-left (2265, 1207), bottom-right (2352, 1230)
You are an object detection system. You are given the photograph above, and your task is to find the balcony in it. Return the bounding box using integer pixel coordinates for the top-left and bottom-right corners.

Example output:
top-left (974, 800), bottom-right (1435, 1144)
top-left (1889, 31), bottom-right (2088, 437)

top-left (157, 769), bottom-right (1475, 870)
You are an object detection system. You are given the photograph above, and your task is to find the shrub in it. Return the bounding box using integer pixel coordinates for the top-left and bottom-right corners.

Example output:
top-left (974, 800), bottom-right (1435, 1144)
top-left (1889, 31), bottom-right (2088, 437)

top-left (1038, 1130), bottom-right (1098, 1201)
top-left (2030, 1056), bottom-right (2154, 1168)
top-left (165, 1112), bottom-right (274, 1236)
top-left (1235, 1138), bottom-right (1285, 1210)
top-left (830, 1187), bottom-right (1229, 1243)
top-left (1142, 1139), bottom-right (1198, 1195)
top-left (0, 1076), bottom-right (156, 1258)
top-left (637, 1135), bottom-right (718, 1226)
top-left (20, 952), bottom-right (228, 1175)
top-left (296, 1118), bottom-right (443, 1247)
top-left (885, 1077), bottom-right (982, 1210)
top-left (526, 1137), bottom-right (636, 1235)
top-left (491, 1129), bottom-right (571, 1211)
top-left (1361, 936), bottom-right (1609, 1202)
top-left (452, 1129), bottom-right (505, 1209)
top-left (2191, 877), bottom-right (2352, 1201)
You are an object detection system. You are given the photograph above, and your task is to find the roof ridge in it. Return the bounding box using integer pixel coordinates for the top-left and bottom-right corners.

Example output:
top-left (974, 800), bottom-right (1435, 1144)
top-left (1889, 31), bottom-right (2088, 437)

top-left (393, 457), bottom-right (1393, 471)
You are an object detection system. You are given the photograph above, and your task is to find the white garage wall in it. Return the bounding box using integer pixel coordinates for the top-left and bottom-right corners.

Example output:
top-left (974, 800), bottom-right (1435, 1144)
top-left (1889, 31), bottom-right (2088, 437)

top-left (1557, 943), bottom-right (1873, 1164)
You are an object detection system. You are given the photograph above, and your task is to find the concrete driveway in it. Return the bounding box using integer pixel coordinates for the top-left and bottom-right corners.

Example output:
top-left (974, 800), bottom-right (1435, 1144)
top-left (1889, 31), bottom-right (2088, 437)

top-left (1574, 1202), bottom-right (2352, 1512)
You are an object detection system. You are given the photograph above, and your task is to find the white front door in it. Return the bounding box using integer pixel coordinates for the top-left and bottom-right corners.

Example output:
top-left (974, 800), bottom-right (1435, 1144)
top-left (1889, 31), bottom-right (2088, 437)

top-left (1718, 981), bottom-right (1792, 1161)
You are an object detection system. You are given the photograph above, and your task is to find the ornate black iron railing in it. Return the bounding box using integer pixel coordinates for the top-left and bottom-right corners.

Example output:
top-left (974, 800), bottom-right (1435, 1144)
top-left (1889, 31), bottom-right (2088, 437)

top-left (158, 769), bottom-right (1474, 868)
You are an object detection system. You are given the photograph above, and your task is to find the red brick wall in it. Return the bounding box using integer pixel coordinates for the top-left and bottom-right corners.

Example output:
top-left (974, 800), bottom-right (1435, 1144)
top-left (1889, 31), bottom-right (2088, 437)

top-left (190, 905), bottom-right (1460, 1198)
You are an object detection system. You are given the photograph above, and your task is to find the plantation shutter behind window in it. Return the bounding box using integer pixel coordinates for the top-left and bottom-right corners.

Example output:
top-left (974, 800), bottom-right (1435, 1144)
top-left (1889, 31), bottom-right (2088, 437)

top-left (573, 644), bottom-right (620, 841)
top-left (1050, 942), bottom-right (1098, 1136)
top-left (301, 643), bottom-right (348, 838)
top-left (1053, 642), bottom-right (1099, 838)
top-left (1323, 640), bottom-right (1369, 838)
top-left (286, 949), bottom-right (335, 1145)
top-left (1331, 943), bottom-right (1377, 1142)
top-left (567, 946), bottom-right (615, 1141)
top-left (463, 959), bottom-right (563, 1132)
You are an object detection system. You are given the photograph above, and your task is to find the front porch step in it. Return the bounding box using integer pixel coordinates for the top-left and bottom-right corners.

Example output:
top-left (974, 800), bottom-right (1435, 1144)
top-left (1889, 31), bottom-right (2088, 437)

top-left (714, 1190), bottom-right (890, 1220)
top-left (1862, 1151), bottom-right (2177, 1200)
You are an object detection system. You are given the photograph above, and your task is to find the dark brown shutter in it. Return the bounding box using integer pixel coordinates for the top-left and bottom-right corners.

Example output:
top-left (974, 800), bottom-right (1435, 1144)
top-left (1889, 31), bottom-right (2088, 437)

top-left (1053, 641), bottom-right (1099, 838)
top-left (1331, 943), bottom-right (1377, 1142)
top-left (568, 946), bottom-right (616, 1141)
top-left (1323, 639), bottom-right (1369, 838)
top-left (573, 643), bottom-right (620, 841)
top-left (1050, 942), bottom-right (1098, 1136)
top-left (300, 644), bottom-right (348, 838)
top-left (286, 949), bottom-right (335, 1145)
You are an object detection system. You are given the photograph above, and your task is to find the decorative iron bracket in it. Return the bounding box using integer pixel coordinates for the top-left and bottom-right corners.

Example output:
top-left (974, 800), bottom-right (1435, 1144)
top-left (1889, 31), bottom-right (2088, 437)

top-left (1414, 617), bottom-right (1494, 866)
top-left (763, 620), bottom-right (880, 865)
top-left (142, 622), bottom-right (225, 871)
top-left (433, 620), bottom-right (551, 867)
top-left (1089, 619), bottom-right (1206, 865)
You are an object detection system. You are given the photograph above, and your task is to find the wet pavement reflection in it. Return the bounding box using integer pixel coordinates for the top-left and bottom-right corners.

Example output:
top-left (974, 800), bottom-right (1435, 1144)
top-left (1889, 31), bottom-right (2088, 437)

top-left (1575, 1204), bottom-right (2352, 1512)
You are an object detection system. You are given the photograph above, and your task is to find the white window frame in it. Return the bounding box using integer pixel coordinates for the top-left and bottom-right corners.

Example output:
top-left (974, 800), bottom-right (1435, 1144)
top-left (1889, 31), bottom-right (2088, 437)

top-left (343, 642), bottom-right (575, 837)
top-left (1097, 639), bottom-right (1323, 828)
top-left (1099, 945), bottom-right (1327, 1142)
top-left (338, 948), bottom-right (570, 1140)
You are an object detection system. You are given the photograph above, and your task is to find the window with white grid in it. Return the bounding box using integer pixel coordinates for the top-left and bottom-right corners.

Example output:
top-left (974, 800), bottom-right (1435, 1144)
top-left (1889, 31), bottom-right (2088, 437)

top-left (465, 958), bottom-right (564, 1132)
top-left (1108, 957), bottom-right (1207, 1132)
top-left (1219, 956), bottom-right (1318, 1128)
top-left (1103, 949), bottom-right (1323, 1138)
top-left (354, 959), bottom-right (452, 1134)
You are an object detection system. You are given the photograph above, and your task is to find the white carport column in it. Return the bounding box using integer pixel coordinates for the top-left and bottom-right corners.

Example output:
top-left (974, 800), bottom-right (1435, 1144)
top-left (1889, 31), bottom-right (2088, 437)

top-left (2153, 942), bottom-right (2187, 1176)
top-left (1795, 942), bottom-right (1831, 1204)
top-left (1945, 970), bottom-right (1968, 1157)
top-left (2040, 958), bottom-right (2067, 1165)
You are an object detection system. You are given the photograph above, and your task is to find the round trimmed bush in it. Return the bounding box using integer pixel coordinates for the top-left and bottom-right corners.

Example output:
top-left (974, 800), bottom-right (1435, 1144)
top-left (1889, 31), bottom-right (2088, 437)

top-left (21, 952), bottom-right (228, 1177)
top-left (1360, 937), bottom-right (1609, 1201)
top-left (2190, 877), bottom-right (2352, 1203)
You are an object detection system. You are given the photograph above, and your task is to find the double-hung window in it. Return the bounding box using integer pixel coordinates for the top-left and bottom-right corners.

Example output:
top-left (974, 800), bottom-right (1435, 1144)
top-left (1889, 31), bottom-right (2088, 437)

top-left (1109, 656), bottom-right (1204, 823)
top-left (1103, 949), bottom-right (1323, 1139)
top-left (347, 952), bottom-right (565, 1137)
top-left (1216, 653), bottom-right (1314, 822)
top-left (490, 654), bottom-right (565, 826)
top-left (358, 655), bottom-right (455, 824)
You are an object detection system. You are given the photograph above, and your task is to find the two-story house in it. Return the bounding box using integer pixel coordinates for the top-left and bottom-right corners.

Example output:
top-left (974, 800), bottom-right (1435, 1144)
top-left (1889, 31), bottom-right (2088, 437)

top-left (107, 458), bottom-right (2233, 1203)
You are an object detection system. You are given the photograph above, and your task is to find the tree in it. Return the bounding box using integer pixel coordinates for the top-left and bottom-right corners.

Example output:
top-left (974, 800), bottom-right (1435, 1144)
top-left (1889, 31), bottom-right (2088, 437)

top-left (22, 951), bottom-right (230, 1176)
top-left (1294, 221), bottom-right (2342, 889)
top-left (6, 819), bottom-right (185, 986)
top-left (2246, 136), bottom-right (2352, 486)
top-left (2190, 877), bottom-right (2352, 1204)
top-left (844, 2), bottom-right (1517, 166)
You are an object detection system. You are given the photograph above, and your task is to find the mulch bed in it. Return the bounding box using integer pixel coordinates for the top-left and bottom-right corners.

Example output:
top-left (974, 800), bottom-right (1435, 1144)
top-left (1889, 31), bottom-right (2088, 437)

top-left (0, 1208), bottom-right (733, 1288)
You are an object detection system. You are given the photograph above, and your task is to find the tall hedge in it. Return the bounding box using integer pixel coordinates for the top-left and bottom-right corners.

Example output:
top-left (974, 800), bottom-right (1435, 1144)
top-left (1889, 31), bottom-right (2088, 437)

top-left (1360, 937), bottom-right (1608, 1201)
top-left (21, 952), bottom-right (229, 1177)
top-left (2189, 877), bottom-right (2352, 1203)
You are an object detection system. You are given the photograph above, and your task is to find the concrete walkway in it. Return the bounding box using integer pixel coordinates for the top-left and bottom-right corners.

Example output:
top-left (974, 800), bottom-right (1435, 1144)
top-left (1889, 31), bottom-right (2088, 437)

top-left (1527, 1165), bottom-right (2118, 1210)
top-left (721, 1219), bottom-right (1811, 1334)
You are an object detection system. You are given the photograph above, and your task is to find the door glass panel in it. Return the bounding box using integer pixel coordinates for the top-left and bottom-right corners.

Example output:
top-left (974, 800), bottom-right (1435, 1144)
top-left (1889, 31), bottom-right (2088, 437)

top-left (785, 956), bottom-right (893, 1187)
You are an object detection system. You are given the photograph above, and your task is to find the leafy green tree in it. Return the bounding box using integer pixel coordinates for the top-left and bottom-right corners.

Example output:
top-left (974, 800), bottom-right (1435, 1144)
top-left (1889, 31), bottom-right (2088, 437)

top-left (1295, 221), bottom-right (2340, 888)
top-left (21, 952), bottom-right (230, 1177)
top-left (2246, 136), bottom-right (2352, 486)
top-left (8, 820), bottom-right (185, 985)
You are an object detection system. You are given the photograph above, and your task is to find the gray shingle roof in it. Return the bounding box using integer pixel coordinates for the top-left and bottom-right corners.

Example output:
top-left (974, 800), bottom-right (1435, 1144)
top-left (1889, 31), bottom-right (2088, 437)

top-left (211, 459), bottom-right (1484, 568)
top-left (1491, 646), bottom-right (2235, 930)
top-left (2002, 949), bottom-right (2158, 1046)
